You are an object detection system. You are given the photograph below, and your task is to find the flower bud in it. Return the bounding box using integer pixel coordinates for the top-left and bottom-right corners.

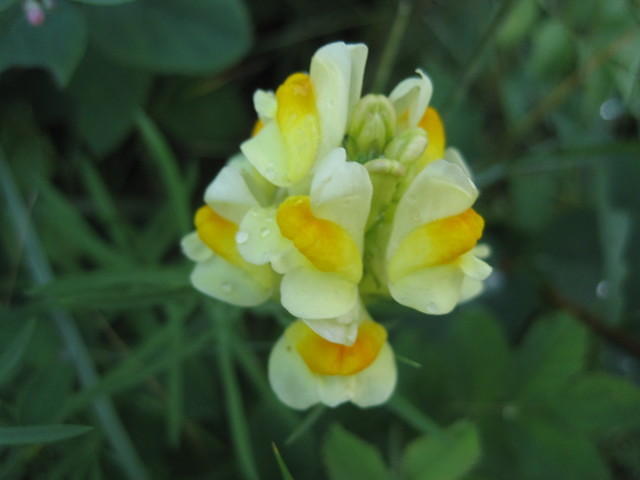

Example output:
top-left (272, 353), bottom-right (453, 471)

top-left (384, 127), bottom-right (427, 166)
top-left (347, 94), bottom-right (396, 158)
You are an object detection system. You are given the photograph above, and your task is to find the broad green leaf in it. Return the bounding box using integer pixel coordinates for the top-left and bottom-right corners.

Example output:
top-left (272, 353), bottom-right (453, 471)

top-left (515, 312), bottom-right (587, 399)
top-left (154, 81), bottom-right (251, 156)
top-left (509, 417), bottom-right (610, 480)
top-left (553, 374), bottom-right (640, 436)
top-left (0, 318), bottom-right (35, 385)
top-left (0, 3), bottom-right (87, 85)
top-left (496, 0), bottom-right (540, 48)
top-left (323, 424), bottom-right (389, 480)
top-left (448, 310), bottom-right (511, 405)
top-left (0, 0), bottom-right (18, 11)
top-left (529, 18), bottom-right (576, 78)
top-left (84, 0), bottom-right (252, 74)
top-left (68, 49), bottom-right (150, 155)
top-left (403, 420), bottom-right (481, 480)
top-left (0, 425), bottom-right (92, 446)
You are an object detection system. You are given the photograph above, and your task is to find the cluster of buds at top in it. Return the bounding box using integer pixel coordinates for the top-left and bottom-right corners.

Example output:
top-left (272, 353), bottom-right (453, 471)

top-left (182, 42), bottom-right (491, 409)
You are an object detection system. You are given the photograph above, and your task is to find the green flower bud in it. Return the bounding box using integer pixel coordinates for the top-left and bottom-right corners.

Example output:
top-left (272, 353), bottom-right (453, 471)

top-left (347, 94), bottom-right (397, 159)
top-left (384, 127), bottom-right (427, 166)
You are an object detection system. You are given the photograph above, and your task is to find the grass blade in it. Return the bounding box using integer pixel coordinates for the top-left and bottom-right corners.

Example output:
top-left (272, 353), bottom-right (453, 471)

top-left (0, 425), bottom-right (92, 446)
top-left (212, 304), bottom-right (260, 480)
top-left (0, 318), bottom-right (36, 386)
top-left (0, 151), bottom-right (148, 480)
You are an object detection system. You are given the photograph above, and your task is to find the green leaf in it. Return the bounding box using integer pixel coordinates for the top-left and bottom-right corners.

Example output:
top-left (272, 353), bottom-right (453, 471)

top-left (515, 313), bottom-right (587, 399)
top-left (509, 417), bottom-right (610, 480)
top-left (0, 318), bottom-right (35, 385)
top-left (0, 0), bottom-right (18, 12)
top-left (529, 18), bottom-right (576, 78)
top-left (402, 420), bottom-right (481, 480)
top-left (0, 425), bottom-right (92, 446)
top-left (553, 373), bottom-right (640, 437)
top-left (68, 49), bottom-right (150, 155)
top-left (0, 3), bottom-right (87, 85)
top-left (323, 424), bottom-right (389, 480)
top-left (154, 81), bottom-right (251, 156)
top-left (31, 267), bottom-right (189, 311)
top-left (84, 0), bottom-right (252, 74)
top-left (448, 310), bottom-right (511, 405)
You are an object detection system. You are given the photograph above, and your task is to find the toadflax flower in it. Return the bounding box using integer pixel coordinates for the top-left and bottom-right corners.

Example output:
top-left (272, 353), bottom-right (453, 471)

top-left (268, 311), bottom-right (396, 409)
top-left (181, 154), bottom-right (277, 307)
top-left (183, 40), bottom-right (493, 410)
top-left (241, 42), bottom-right (368, 187)
top-left (236, 147), bottom-right (372, 345)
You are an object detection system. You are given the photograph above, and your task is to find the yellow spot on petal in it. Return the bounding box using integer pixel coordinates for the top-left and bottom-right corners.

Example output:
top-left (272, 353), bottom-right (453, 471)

top-left (195, 205), bottom-right (242, 267)
top-left (251, 119), bottom-right (264, 137)
top-left (416, 107), bottom-right (446, 170)
top-left (276, 196), bottom-right (362, 282)
top-left (288, 320), bottom-right (387, 376)
top-left (389, 208), bottom-right (484, 281)
top-left (275, 73), bottom-right (320, 183)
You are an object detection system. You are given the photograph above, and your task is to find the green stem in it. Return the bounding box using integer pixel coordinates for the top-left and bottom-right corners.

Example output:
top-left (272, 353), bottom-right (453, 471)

top-left (212, 304), bottom-right (260, 480)
top-left (372, 0), bottom-right (412, 93)
top-left (387, 394), bottom-right (441, 434)
top-left (136, 111), bottom-right (190, 234)
top-left (0, 150), bottom-right (148, 480)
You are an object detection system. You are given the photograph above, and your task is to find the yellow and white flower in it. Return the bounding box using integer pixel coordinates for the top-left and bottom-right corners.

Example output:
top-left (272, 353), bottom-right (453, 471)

top-left (384, 109), bottom-right (492, 314)
top-left (268, 314), bottom-right (396, 409)
top-left (240, 41), bottom-right (368, 187)
top-left (236, 148), bottom-right (372, 343)
top-left (181, 155), bottom-right (277, 307)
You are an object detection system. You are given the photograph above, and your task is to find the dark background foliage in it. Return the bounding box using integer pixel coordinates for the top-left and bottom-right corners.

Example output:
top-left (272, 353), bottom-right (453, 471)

top-left (1, 0), bottom-right (639, 478)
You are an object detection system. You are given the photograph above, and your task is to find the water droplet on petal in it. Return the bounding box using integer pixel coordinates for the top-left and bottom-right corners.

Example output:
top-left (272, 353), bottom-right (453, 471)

top-left (260, 227), bottom-right (271, 238)
top-left (236, 231), bottom-right (249, 244)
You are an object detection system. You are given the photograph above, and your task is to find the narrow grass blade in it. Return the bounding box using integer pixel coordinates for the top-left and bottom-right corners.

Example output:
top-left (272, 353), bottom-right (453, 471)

top-left (0, 318), bottom-right (36, 386)
top-left (0, 151), bottom-right (148, 480)
top-left (0, 425), bottom-right (92, 446)
top-left (272, 443), bottom-right (295, 480)
top-left (285, 405), bottom-right (325, 446)
top-left (212, 304), bottom-right (260, 480)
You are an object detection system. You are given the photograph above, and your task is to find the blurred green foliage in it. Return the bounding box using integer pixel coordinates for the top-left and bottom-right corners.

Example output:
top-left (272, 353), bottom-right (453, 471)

top-left (1, 0), bottom-right (640, 478)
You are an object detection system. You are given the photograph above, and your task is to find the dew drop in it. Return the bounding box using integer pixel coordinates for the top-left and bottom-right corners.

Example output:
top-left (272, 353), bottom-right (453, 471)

top-left (236, 231), bottom-right (249, 244)
top-left (221, 282), bottom-right (233, 293)
top-left (260, 227), bottom-right (271, 238)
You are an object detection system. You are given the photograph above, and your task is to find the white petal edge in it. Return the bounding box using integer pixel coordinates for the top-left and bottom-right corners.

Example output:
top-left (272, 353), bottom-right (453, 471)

top-left (389, 69), bottom-right (433, 128)
top-left (351, 343), bottom-right (397, 407)
top-left (387, 159), bottom-right (478, 258)
top-left (347, 43), bottom-right (368, 117)
top-left (253, 89), bottom-right (276, 120)
top-left (444, 147), bottom-right (472, 179)
top-left (280, 268), bottom-right (358, 319)
top-left (389, 264), bottom-right (464, 315)
top-left (204, 160), bottom-right (259, 224)
top-left (310, 41), bottom-right (352, 158)
top-left (302, 299), bottom-right (364, 346)
top-left (268, 334), bottom-right (320, 410)
top-left (181, 231), bottom-right (212, 262)
top-left (310, 148), bottom-right (373, 250)
top-left (191, 256), bottom-right (274, 307)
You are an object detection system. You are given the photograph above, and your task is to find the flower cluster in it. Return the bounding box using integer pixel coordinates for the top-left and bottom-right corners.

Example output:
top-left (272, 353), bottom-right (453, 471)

top-left (182, 42), bottom-right (491, 409)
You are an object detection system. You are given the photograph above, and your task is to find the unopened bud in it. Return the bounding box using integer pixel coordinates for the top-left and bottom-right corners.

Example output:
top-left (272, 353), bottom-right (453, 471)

top-left (384, 127), bottom-right (427, 165)
top-left (24, 0), bottom-right (45, 26)
top-left (347, 94), bottom-right (396, 157)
